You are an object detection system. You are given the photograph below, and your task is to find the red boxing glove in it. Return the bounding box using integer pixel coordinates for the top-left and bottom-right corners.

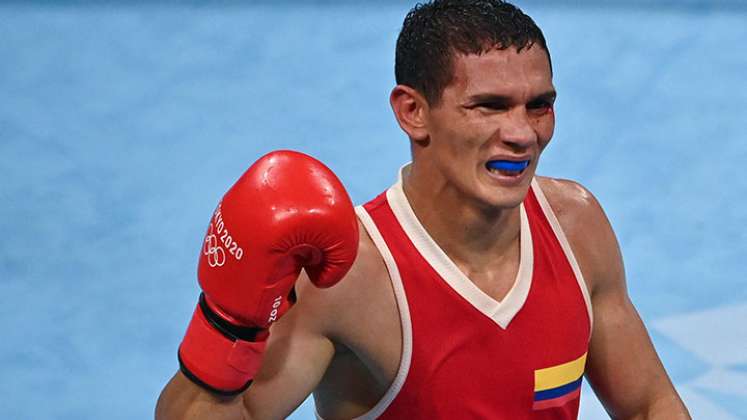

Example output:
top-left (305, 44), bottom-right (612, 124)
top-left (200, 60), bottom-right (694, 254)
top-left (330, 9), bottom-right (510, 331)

top-left (178, 150), bottom-right (359, 395)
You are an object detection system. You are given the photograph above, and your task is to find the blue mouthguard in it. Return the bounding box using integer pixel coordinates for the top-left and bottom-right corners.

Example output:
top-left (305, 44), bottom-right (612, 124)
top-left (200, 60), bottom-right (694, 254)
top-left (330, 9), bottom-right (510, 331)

top-left (486, 160), bottom-right (530, 171)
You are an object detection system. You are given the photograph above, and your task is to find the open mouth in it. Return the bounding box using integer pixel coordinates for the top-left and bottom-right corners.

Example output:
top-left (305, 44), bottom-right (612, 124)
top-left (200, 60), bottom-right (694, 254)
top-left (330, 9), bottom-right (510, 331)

top-left (485, 160), bottom-right (531, 177)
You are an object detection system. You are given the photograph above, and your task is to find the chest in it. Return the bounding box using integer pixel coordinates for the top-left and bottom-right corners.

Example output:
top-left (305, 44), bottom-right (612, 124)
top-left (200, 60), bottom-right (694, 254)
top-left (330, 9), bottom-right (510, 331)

top-left (370, 250), bottom-right (590, 419)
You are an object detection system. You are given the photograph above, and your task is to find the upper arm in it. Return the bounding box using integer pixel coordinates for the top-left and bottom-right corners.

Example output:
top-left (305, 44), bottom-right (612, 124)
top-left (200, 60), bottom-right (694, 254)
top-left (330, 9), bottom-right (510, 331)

top-left (539, 177), bottom-right (689, 419)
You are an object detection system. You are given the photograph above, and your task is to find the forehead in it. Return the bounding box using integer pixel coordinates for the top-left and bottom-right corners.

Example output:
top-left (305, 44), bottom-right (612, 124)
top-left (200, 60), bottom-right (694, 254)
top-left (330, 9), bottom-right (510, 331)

top-left (447, 45), bottom-right (553, 99)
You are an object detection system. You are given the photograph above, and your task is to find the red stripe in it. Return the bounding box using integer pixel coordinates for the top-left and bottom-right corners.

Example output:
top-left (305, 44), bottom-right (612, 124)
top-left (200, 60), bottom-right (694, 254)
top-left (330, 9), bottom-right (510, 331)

top-left (532, 387), bottom-right (581, 410)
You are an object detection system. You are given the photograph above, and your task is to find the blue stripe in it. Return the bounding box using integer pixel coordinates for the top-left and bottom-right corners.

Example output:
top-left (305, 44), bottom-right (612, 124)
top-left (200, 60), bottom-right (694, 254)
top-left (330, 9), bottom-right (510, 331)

top-left (534, 377), bottom-right (583, 401)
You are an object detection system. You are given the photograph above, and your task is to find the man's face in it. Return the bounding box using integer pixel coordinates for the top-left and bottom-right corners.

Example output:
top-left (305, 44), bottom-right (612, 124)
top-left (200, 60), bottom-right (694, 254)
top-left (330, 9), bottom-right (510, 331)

top-left (418, 45), bottom-right (556, 210)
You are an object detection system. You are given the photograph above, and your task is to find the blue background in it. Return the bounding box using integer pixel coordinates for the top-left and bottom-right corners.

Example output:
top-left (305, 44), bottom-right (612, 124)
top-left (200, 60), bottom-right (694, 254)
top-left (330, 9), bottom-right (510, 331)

top-left (1, 1), bottom-right (746, 419)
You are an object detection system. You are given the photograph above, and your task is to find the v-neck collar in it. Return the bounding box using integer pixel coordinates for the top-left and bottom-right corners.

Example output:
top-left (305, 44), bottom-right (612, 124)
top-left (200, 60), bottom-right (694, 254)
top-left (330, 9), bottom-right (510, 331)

top-left (385, 168), bottom-right (534, 329)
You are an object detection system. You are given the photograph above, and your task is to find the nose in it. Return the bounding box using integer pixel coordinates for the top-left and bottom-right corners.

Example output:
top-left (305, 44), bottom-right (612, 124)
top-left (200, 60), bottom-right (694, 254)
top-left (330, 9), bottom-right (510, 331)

top-left (499, 107), bottom-right (537, 150)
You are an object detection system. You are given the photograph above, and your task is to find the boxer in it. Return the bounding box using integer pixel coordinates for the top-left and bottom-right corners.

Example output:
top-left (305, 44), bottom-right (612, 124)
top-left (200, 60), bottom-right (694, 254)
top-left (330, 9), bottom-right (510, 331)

top-left (156, 1), bottom-right (690, 419)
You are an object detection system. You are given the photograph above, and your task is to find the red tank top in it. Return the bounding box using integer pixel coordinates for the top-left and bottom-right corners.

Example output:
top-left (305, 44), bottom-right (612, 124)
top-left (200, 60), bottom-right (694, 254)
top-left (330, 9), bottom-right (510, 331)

top-left (353, 176), bottom-right (593, 419)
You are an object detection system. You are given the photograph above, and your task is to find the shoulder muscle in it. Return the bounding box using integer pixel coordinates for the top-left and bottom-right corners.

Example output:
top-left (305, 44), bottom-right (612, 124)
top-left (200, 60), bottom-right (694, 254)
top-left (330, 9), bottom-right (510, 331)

top-left (535, 176), bottom-right (625, 296)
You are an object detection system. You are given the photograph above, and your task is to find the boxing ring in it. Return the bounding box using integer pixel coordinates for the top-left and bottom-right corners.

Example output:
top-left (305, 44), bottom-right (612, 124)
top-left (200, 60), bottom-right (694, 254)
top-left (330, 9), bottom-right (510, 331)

top-left (1, 1), bottom-right (745, 418)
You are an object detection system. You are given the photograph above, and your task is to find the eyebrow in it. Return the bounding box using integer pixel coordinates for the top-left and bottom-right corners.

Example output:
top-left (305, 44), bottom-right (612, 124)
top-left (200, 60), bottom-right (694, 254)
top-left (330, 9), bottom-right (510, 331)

top-left (465, 90), bottom-right (557, 105)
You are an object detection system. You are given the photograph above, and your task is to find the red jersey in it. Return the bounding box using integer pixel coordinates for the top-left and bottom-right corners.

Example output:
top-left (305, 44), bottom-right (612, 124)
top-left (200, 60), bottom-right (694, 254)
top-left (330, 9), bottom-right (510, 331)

top-left (351, 175), bottom-right (593, 419)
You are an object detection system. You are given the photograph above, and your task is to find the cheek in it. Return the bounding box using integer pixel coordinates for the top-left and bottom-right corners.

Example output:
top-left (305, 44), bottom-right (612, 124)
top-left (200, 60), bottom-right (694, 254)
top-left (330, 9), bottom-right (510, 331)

top-left (536, 112), bottom-right (555, 149)
top-left (439, 124), bottom-right (482, 154)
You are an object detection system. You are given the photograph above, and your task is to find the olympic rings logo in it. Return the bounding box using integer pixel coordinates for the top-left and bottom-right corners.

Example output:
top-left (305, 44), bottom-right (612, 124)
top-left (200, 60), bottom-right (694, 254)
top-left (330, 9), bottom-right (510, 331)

top-left (202, 203), bottom-right (245, 268)
top-left (203, 225), bottom-right (226, 268)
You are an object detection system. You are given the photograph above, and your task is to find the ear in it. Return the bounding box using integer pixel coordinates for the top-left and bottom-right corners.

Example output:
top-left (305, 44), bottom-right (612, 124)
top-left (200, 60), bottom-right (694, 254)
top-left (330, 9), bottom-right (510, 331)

top-left (390, 85), bottom-right (429, 144)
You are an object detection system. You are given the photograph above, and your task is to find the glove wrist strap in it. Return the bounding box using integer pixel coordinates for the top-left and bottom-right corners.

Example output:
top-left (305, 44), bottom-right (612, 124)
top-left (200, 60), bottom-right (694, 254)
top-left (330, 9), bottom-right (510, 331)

top-left (178, 293), bottom-right (269, 395)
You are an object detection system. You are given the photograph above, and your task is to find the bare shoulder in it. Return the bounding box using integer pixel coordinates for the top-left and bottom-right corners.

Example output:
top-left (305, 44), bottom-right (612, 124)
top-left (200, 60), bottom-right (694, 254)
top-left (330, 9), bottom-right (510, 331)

top-left (535, 176), bottom-right (624, 295)
top-left (535, 176), bottom-right (600, 221)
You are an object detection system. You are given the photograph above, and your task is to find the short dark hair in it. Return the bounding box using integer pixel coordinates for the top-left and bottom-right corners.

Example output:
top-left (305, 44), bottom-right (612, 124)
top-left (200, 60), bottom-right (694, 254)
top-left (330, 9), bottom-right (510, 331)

top-left (395, 0), bottom-right (551, 105)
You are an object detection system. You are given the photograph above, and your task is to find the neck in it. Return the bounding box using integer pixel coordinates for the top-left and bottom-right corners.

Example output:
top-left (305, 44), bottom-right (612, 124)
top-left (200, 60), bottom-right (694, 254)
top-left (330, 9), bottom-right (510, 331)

top-left (401, 163), bottom-right (521, 270)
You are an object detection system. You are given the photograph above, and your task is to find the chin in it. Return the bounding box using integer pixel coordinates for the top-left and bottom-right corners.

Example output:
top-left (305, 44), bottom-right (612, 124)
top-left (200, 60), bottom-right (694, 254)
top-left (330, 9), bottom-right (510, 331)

top-left (475, 163), bottom-right (535, 203)
top-left (477, 181), bottom-right (532, 211)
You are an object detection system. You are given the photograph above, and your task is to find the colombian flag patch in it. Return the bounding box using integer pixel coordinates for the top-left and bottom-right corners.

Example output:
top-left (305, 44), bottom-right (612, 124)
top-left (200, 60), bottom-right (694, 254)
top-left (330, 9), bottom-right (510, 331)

top-left (532, 352), bottom-right (587, 410)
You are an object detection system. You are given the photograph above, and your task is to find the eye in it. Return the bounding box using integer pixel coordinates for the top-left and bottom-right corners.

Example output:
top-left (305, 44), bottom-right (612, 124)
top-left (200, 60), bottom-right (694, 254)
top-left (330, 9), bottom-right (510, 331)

top-left (474, 101), bottom-right (509, 112)
top-left (527, 99), bottom-right (553, 114)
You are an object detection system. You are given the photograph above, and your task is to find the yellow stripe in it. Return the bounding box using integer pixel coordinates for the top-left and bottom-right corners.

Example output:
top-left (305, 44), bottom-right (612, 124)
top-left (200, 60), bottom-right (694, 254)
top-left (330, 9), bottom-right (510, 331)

top-left (534, 352), bottom-right (587, 392)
